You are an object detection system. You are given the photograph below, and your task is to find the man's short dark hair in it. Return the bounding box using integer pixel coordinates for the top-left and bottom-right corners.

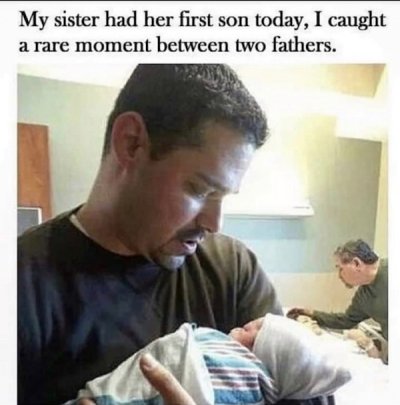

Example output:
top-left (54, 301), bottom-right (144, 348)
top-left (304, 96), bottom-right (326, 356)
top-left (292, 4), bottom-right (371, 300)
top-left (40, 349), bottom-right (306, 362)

top-left (102, 64), bottom-right (268, 159)
top-left (334, 239), bottom-right (379, 264)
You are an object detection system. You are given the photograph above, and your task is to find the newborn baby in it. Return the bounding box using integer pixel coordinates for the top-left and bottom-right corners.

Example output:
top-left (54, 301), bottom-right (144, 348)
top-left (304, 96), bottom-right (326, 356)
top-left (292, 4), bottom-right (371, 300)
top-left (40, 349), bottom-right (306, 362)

top-left (66, 314), bottom-right (351, 405)
top-left (230, 314), bottom-right (349, 400)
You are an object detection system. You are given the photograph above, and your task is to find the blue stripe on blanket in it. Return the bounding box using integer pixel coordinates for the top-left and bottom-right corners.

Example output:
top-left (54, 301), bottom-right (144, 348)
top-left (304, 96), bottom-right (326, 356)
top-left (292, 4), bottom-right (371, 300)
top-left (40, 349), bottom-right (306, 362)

top-left (213, 388), bottom-right (265, 404)
top-left (195, 329), bottom-right (231, 342)
top-left (195, 328), bottom-right (278, 404)
top-left (87, 394), bottom-right (163, 405)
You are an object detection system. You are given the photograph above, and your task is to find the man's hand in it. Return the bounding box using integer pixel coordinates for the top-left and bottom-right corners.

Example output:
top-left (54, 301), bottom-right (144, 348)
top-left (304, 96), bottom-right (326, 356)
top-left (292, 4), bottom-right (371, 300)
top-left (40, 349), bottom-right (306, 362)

top-left (345, 329), bottom-right (381, 359)
top-left (77, 353), bottom-right (196, 405)
top-left (140, 353), bottom-right (196, 405)
top-left (286, 307), bottom-right (314, 320)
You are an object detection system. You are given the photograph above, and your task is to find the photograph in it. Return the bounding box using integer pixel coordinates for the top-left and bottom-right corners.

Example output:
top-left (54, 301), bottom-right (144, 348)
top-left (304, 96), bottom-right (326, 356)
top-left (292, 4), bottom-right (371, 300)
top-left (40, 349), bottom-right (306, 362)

top-left (0, 1), bottom-right (398, 404)
top-left (17, 62), bottom-right (388, 405)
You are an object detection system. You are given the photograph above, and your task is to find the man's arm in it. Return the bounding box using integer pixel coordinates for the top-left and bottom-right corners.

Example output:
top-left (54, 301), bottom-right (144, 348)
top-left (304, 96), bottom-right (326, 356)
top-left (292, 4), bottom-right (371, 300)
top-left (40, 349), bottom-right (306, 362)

top-left (235, 239), bottom-right (283, 325)
top-left (287, 288), bottom-right (368, 330)
top-left (312, 288), bottom-right (368, 330)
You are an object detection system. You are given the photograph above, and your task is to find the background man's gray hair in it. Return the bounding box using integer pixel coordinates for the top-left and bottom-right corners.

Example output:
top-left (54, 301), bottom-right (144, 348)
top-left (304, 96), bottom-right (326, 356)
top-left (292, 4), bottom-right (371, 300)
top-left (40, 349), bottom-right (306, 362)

top-left (334, 239), bottom-right (379, 264)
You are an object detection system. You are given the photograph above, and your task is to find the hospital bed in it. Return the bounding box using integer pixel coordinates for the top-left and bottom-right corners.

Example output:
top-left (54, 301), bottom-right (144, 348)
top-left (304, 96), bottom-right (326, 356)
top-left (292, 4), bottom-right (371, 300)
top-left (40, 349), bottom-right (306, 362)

top-left (315, 324), bottom-right (389, 405)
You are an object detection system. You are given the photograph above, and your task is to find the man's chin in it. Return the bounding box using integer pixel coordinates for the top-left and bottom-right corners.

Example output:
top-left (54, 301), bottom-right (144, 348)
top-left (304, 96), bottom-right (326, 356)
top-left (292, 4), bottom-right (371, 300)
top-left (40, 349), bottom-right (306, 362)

top-left (340, 278), bottom-right (354, 289)
top-left (154, 254), bottom-right (186, 271)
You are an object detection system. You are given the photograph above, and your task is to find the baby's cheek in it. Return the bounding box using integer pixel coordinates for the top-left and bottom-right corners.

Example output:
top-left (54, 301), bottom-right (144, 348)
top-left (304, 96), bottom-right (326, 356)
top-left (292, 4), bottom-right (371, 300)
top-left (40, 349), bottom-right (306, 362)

top-left (235, 333), bottom-right (253, 350)
top-left (249, 335), bottom-right (257, 350)
top-left (229, 329), bottom-right (244, 344)
top-left (245, 336), bottom-right (256, 350)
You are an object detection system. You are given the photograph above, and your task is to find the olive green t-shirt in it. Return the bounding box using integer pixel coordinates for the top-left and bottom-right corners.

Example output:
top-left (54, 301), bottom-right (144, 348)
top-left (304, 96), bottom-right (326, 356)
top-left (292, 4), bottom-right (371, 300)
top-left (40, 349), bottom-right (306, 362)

top-left (18, 208), bottom-right (283, 404)
top-left (313, 259), bottom-right (388, 341)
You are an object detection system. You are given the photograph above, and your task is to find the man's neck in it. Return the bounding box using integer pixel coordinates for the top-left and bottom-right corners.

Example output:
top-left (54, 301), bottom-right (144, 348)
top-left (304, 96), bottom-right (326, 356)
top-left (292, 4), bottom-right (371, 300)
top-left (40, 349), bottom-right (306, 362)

top-left (75, 160), bottom-right (139, 256)
top-left (363, 260), bottom-right (380, 285)
top-left (70, 213), bottom-right (89, 236)
top-left (76, 203), bottom-right (137, 256)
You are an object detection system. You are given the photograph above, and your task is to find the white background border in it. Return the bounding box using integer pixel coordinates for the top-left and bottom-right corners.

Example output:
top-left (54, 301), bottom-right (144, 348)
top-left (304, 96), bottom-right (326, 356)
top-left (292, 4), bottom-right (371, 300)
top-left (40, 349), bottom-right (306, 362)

top-left (1, 1), bottom-right (399, 402)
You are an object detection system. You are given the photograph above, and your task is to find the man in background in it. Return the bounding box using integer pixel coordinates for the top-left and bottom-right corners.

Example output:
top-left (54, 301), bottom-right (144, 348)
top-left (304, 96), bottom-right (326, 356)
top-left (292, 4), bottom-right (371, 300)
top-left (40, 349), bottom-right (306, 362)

top-left (287, 239), bottom-right (388, 362)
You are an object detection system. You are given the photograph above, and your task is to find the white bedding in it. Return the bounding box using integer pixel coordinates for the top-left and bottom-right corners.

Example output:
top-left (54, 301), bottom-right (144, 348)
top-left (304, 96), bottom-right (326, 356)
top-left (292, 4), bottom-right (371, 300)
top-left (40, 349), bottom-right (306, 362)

top-left (314, 330), bottom-right (389, 405)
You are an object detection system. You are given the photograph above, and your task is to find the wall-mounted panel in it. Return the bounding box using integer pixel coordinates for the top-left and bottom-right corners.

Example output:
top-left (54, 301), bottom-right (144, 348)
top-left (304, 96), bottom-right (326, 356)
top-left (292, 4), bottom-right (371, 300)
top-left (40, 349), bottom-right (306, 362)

top-left (18, 123), bottom-right (52, 221)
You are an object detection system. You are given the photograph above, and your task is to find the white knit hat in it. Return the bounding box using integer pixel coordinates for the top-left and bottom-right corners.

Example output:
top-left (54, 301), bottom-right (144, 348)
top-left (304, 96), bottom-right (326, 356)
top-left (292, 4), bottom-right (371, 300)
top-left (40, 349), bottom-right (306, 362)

top-left (253, 314), bottom-right (351, 400)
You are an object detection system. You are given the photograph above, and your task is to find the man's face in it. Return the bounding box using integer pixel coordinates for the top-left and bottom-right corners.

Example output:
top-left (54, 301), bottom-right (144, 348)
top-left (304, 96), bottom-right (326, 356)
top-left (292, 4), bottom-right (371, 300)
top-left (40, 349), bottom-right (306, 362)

top-left (229, 317), bottom-right (264, 349)
top-left (335, 256), bottom-right (363, 288)
top-left (116, 122), bottom-right (256, 269)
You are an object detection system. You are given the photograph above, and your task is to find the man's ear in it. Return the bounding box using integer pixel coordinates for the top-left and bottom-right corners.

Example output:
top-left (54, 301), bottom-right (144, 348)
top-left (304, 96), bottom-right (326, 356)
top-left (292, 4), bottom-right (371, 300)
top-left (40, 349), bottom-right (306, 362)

top-left (353, 257), bottom-right (362, 269)
top-left (111, 111), bottom-right (149, 166)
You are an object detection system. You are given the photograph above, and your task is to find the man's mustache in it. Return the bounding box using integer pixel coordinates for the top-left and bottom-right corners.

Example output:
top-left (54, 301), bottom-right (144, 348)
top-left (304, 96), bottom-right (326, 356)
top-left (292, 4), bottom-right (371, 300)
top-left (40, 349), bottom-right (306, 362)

top-left (175, 228), bottom-right (206, 242)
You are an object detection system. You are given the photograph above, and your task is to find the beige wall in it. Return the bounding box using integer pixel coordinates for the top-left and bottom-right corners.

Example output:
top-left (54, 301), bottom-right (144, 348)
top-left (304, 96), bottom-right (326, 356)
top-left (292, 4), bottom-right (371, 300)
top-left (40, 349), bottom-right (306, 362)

top-left (374, 142), bottom-right (388, 257)
top-left (273, 141), bottom-right (387, 312)
top-left (270, 272), bottom-right (356, 312)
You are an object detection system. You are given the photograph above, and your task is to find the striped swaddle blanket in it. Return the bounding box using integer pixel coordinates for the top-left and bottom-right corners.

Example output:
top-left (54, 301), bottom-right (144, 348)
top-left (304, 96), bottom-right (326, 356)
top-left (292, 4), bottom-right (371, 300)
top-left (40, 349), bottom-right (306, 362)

top-left (195, 328), bottom-right (278, 404)
top-left (66, 323), bottom-right (278, 405)
top-left (66, 318), bottom-right (351, 405)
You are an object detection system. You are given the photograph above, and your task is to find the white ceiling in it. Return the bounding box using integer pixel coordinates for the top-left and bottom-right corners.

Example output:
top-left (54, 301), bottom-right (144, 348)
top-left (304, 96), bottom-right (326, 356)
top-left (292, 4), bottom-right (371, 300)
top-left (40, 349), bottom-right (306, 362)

top-left (18, 63), bottom-right (135, 88)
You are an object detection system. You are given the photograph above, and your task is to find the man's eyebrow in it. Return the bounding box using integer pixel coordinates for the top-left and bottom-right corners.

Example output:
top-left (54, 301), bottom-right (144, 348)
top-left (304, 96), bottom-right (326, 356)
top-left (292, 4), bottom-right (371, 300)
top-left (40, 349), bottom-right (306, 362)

top-left (195, 172), bottom-right (234, 194)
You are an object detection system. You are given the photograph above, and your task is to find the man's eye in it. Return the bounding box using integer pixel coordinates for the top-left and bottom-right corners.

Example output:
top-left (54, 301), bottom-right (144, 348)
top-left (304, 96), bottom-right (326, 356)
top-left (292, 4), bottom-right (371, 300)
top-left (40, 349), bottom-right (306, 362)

top-left (188, 183), bottom-right (210, 199)
top-left (193, 188), bottom-right (208, 199)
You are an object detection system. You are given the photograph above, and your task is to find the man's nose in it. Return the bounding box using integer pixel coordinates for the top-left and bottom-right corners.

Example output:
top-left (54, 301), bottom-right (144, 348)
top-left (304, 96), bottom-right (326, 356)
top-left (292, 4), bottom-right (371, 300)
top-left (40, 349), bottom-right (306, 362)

top-left (196, 199), bottom-right (223, 234)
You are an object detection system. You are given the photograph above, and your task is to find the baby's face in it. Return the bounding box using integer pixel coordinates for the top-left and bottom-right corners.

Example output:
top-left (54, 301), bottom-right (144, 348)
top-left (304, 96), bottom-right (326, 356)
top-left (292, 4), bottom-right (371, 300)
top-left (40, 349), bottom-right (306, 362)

top-left (229, 317), bottom-right (264, 349)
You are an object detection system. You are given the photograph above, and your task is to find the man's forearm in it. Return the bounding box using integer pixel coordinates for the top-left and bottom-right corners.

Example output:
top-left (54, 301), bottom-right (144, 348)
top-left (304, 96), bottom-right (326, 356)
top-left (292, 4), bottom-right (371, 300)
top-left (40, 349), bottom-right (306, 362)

top-left (312, 310), bottom-right (360, 330)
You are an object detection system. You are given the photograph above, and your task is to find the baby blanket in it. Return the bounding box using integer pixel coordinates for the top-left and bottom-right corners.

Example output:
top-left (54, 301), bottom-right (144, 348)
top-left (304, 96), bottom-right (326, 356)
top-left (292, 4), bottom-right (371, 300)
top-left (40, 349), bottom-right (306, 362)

top-left (66, 323), bottom-right (277, 405)
top-left (66, 316), bottom-right (350, 404)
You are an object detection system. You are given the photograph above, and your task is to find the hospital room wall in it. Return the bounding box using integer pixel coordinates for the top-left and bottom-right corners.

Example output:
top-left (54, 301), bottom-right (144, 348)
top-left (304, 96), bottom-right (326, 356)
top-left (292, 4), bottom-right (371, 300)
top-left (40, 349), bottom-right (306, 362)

top-left (374, 142), bottom-right (388, 258)
top-left (223, 117), bottom-right (383, 311)
top-left (18, 74), bottom-right (384, 311)
top-left (18, 75), bottom-right (117, 214)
